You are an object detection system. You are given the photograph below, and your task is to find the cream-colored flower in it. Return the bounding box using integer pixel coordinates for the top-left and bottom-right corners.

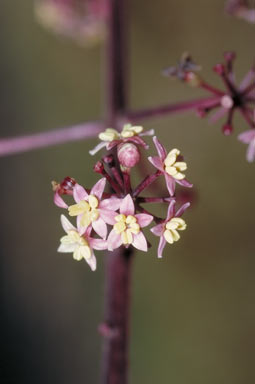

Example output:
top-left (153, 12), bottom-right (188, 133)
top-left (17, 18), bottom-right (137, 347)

top-left (164, 148), bottom-right (187, 180)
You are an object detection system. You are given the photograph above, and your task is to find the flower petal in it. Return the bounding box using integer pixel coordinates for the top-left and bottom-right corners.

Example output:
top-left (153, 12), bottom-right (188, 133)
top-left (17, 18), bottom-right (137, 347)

top-left (89, 141), bottom-right (107, 156)
top-left (57, 243), bottom-right (76, 253)
top-left (166, 199), bottom-right (176, 220)
top-left (175, 202), bottom-right (190, 217)
top-left (239, 69), bottom-right (255, 91)
top-left (247, 140), bottom-right (255, 162)
top-left (120, 194), bottom-right (135, 215)
top-left (135, 213), bottom-right (153, 228)
top-left (176, 178), bottom-right (193, 188)
top-left (99, 209), bottom-right (118, 225)
top-left (158, 236), bottom-right (167, 258)
top-left (153, 136), bottom-right (167, 159)
top-left (107, 229), bottom-right (122, 251)
top-left (61, 214), bottom-right (76, 233)
top-left (91, 178), bottom-right (106, 200)
top-left (148, 156), bottom-right (164, 171)
top-left (132, 232), bottom-right (148, 252)
top-left (150, 223), bottom-right (164, 237)
top-left (85, 252), bottom-right (97, 271)
top-left (92, 217), bottom-right (108, 239)
top-left (165, 174), bottom-right (176, 196)
top-left (54, 192), bottom-right (68, 209)
top-left (238, 129), bottom-right (255, 144)
top-left (100, 196), bottom-right (121, 210)
top-left (89, 238), bottom-right (108, 250)
top-left (73, 184), bottom-right (88, 203)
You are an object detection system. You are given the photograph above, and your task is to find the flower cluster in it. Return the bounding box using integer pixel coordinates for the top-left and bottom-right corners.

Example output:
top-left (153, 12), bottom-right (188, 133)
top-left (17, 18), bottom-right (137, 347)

top-left (164, 52), bottom-right (255, 162)
top-left (53, 124), bottom-right (193, 271)
top-left (225, 0), bottom-right (255, 23)
top-left (35, 0), bottom-right (107, 46)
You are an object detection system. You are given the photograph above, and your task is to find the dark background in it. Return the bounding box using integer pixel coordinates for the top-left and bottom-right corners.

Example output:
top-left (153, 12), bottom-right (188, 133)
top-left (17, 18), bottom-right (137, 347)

top-left (1, 1), bottom-right (255, 383)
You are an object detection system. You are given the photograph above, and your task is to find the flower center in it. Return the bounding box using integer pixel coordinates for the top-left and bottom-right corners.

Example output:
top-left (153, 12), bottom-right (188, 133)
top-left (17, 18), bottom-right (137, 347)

top-left (120, 124), bottom-right (143, 138)
top-left (113, 214), bottom-right (140, 245)
top-left (60, 230), bottom-right (92, 261)
top-left (163, 217), bottom-right (187, 244)
top-left (68, 195), bottom-right (99, 227)
top-left (164, 148), bottom-right (187, 180)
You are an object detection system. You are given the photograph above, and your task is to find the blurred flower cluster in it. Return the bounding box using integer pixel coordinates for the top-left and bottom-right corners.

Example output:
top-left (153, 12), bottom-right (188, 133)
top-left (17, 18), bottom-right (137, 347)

top-left (53, 124), bottom-right (193, 270)
top-left (225, 0), bottom-right (255, 23)
top-left (164, 52), bottom-right (255, 162)
top-left (35, 0), bottom-right (107, 45)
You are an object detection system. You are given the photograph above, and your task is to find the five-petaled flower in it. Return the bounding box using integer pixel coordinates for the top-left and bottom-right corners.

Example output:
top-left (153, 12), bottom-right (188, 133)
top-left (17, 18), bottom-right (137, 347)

top-left (238, 129), bottom-right (255, 162)
top-left (148, 136), bottom-right (192, 196)
top-left (89, 123), bottom-right (154, 155)
top-left (58, 215), bottom-right (107, 271)
top-left (68, 178), bottom-right (120, 239)
top-left (107, 194), bottom-right (153, 252)
top-left (151, 200), bottom-right (190, 258)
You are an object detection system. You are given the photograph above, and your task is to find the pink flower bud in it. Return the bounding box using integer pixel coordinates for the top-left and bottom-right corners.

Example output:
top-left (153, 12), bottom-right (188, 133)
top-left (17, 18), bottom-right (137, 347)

top-left (222, 124), bottom-right (233, 136)
top-left (213, 63), bottom-right (225, 75)
top-left (117, 143), bottom-right (140, 168)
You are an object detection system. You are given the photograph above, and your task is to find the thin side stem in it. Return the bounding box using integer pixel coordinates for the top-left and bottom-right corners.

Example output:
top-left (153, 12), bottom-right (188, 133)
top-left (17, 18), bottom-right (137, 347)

top-left (0, 121), bottom-right (104, 157)
top-left (126, 96), bottom-right (221, 122)
top-left (133, 170), bottom-right (161, 198)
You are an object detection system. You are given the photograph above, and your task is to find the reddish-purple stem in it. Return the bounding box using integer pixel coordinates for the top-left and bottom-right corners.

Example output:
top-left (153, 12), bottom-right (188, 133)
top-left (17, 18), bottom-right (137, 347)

top-left (133, 170), bottom-right (161, 198)
top-left (0, 121), bottom-right (103, 157)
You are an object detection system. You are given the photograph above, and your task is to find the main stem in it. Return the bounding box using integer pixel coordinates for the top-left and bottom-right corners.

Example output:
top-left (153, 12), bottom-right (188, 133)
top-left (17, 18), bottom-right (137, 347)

top-left (101, 1), bottom-right (132, 383)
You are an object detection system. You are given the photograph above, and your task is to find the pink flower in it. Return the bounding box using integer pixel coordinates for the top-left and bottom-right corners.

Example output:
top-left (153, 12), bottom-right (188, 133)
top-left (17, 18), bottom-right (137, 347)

top-left (148, 136), bottom-right (192, 196)
top-left (238, 129), bottom-right (255, 162)
top-left (107, 194), bottom-right (153, 252)
top-left (151, 200), bottom-right (190, 258)
top-left (89, 124), bottom-right (154, 155)
top-left (57, 215), bottom-right (107, 271)
top-left (68, 178), bottom-right (120, 239)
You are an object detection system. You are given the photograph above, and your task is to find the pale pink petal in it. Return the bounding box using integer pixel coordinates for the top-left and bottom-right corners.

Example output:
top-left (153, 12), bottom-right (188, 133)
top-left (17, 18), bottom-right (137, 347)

top-left (166, 199), bottom-right (176, 220)
top-left (86, 252), bottom-right (97, 271)
top-left (61, 214), bottom-right (76, 233)
top-left (99, 209), bottom-right (117, 225)
top-left (175, 202), bottom-right (190, 217)
top-left (165, 174), bottom-right (176, 196)
top-left (238, 130), bottom-right (255, 144)
top-left (158, 236), bottom-right (167, 258)
top-left (176, 178), bottom-right (193, 189)
top-left (239, 69), bottom-right (255, 91)
top-left (107, 229), bottom-right (122, 251)
top-left (99, 196), bottom-right (121, 210)
top-left (92, 217), bottom-right (108, 239)
top-left (120, 194), bottom-right (135, 215)
top-left (150, 223), bottom-right (164, 237)
top-left (89, 141), bottom-right (107, 156)
top-left (89, 238), bottom-right (108, 250)
top-left (246, 140), bottom-right (255, 162)
top-left (54, 192), bottom-right (68, 209)
top-left (73, 184), bottom-right (88, 203)
top-left (209, 107), bottom-right (228, 123)
top-left (153, 136), bottom-right (167, 159)
top-left (140, 129), bottom-right (155, 137)
top-left (148, 156), bottom-right (164, 171)
top-left (135, 213), bottom-right (153, 228)
top-left (132, 232), bottom-right (148, 252)
top-left (91, 178), bottom-right (106, 199)
top-left (57, 243), bottom-right (76, 253)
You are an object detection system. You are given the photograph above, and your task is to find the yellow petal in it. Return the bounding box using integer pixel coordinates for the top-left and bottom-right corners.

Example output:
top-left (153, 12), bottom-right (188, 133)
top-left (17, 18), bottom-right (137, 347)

top-left (80, 245), bottom-right (92, 260)
top-left (80, 213), bottom-right (92, 227)
top-left (126, 215), bottom-right (136, 224)
top-left (68, 201), bottom-right (89, 216)
top-left (90, 209), bottom-right (99, 222)
top-left (168, 148), bottom-right (180, 157)
top-left (164, 155), bottom-right (177, 167)
top-left (164, 229), bottom-right (174, 244)
top-left (121, 231), bottom-right (129, 244)
top-left (165, 221), bottom-right (179, 230)
top-left (165, 166), bottom-right (178, 176)
top-left (88, 195), bottom-right (99, 209)
top-left (171, 229), bottom-right (180, 242)
top-left (173, 172), bottom-right (185, 180)
top-left (73, 247), bottom-right (83, 261)
top-left (126, 229), bottom-right (133, 244)
top-left (99, 128), bottom-right (119, 142)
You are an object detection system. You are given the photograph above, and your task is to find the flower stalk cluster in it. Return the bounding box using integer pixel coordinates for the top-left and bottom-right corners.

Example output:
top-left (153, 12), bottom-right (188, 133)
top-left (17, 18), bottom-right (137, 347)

top-left (53, 124), bottom-right (193, 270)
top-left (164, 52), bottom-right (255, 161)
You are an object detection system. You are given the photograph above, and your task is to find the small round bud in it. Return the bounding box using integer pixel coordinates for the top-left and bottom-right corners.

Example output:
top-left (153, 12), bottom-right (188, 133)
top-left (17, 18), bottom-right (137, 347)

top-left (60, 176), bottom-right (76, 191)
top-left (213, 63), bottom-right (225, 75)
top-left (184, 72), bottom-right (202, 87)
top-left (221, 95), bottom-right (234, 109)
top-left (94, 161), bottom-right (105, 174)
top-left (222, 124), bottom-right (233, 136)
top-left (117, 143), bottom-right (140, 168)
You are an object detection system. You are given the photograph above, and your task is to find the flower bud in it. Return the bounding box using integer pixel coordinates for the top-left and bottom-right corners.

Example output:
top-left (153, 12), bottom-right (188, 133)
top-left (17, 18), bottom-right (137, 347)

top-left (117, 143), bottom-right (140, 168)
top-left (222, 124), bottom-right (233, 136)
top-left (213, 63), bottom-right (225, 75)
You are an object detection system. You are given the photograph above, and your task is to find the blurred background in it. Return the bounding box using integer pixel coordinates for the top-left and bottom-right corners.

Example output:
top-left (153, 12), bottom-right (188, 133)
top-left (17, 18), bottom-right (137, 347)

top-left (1, 0), bottom-right (255, 383)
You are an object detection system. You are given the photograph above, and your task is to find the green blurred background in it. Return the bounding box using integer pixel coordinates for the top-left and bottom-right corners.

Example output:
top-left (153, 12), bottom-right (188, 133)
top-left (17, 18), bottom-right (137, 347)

top-left (1, 0), bottom-right (255, 383)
